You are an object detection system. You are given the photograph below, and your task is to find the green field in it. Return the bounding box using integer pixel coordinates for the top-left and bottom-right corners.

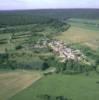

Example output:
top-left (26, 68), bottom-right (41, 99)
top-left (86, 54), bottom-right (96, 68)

top-left (0, 70), bottom-right (42, 100)
top-left (11, 72), bottom-right (99, 100)
top-left (68, 18), bottom-right (99, 24)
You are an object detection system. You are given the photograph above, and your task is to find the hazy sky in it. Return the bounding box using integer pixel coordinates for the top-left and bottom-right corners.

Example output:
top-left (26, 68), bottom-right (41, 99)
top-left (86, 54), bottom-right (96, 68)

top-left (0, 0), bottom-right (99, 10)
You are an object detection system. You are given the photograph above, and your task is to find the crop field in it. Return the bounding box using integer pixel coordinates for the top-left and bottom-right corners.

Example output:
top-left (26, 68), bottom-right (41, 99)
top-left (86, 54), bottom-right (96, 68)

top-left (56, 26), bottom-right (99, 50)
top-left (0, 70), bottom-right (42, 100)
top-left (11, 72), bottom-right (99, 100)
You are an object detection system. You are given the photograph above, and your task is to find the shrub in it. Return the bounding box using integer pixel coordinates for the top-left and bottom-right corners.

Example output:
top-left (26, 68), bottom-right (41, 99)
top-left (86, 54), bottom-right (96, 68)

top-left (15, 45), bottom-right (23, 50)
top-left (42, 62), bottom-right (50, 70)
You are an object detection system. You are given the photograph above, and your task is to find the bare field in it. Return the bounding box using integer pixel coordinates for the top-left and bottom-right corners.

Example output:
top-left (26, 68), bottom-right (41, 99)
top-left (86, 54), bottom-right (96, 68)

top-left (0, 70), bottom-right (42, 100)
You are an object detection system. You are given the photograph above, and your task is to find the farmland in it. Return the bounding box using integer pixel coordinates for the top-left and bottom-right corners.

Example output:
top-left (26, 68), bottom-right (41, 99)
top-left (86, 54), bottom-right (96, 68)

top-left (56, 22), bottom-right (99, 50)
top-left (11, 72), bottom-right (99, 100)
top-left (0, 17), bottom-right (67, 70)
top-left (0, 70), bottom-right (42, 100)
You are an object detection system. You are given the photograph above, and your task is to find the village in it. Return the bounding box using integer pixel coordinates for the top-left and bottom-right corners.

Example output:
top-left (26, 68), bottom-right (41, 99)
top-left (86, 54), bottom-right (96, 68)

top-left (47, 40), bottom-right (86, 62)
top-left (33, 38), bottom-right (87, 63)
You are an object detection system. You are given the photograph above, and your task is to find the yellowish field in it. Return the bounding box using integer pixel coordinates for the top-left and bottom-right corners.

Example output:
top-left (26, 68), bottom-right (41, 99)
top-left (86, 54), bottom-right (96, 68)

top-left (56, 26), bottom-right (99, 49)
top-left (0, 70), bottom-right (42, 100)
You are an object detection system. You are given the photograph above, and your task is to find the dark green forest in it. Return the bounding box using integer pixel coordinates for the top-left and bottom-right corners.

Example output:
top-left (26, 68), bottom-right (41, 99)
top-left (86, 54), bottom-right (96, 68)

top-left (0, 9), bottom-right (99, 27)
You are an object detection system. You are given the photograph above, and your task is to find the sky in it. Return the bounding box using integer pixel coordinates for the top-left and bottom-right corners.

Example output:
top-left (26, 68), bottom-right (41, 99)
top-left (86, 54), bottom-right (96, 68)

top-left (0, 0), bottom-right (99, 10)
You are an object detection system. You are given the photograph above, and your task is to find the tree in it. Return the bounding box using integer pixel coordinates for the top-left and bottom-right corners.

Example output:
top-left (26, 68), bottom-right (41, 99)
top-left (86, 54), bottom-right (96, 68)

top-left (42, 61), bottom-right (49, 70)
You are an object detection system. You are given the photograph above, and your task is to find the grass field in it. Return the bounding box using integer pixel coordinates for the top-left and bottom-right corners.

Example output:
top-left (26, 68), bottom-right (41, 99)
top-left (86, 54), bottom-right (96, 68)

top-left (0, 70), bottom-right (42, 100)
top-left (11, 72), bottom-right (99, 100)
top-left (56, 26), bottom-right (99, 50)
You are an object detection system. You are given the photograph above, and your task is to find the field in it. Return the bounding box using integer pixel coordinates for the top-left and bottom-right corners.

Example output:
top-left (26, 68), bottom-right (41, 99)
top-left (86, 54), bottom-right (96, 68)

top-left (56, 26), bottom-right (99, 50)
top-left (11, 72), bottom-right (99, 100)
top-left (0, 70), bottom-right (42, 100)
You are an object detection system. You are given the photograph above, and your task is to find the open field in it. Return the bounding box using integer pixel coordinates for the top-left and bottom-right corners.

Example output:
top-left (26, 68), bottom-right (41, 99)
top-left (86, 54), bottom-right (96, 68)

top-left (56, 26), bottom-right (99, 50)
top-left (68, 18), bottom-right (99, 24)
top-left (0, 70), bottom-right (42, 100)
top-left (11, 72), bottom-right (99, 100)
top-left (67, 18), bottom-right (99, 30)
top-left (68, 22), bottom-right (99, 31)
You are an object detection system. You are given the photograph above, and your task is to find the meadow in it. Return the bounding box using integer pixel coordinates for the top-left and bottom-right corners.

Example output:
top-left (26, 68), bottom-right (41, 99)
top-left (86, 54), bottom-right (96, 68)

top-left (56, 25), bottom-right (99, 50)
top-left (11, 72), bottom-right (99, 100)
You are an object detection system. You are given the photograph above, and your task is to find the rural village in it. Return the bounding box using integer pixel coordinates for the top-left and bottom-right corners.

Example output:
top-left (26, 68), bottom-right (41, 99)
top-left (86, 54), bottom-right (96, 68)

top-left (33, 39), bottom-right (88, 63)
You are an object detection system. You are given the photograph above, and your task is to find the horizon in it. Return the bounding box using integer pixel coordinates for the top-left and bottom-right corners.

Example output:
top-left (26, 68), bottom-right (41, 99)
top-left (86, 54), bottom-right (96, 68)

top-left (0, 8), bottom-right (99, 11)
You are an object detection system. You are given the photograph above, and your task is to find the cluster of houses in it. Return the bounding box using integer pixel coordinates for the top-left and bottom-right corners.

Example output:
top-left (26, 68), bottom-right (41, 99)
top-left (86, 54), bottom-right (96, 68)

top-left (32, 38), bottom-right (87, 63)
top-left (47, 40), bottom-right (86, 62)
